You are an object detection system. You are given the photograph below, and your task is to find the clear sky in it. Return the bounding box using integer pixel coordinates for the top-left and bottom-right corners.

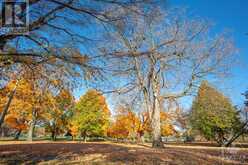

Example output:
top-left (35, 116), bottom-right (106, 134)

top-left (170, 0), bottom-right (248, 106)
top-left (75, 0), bottom-right (248, 110)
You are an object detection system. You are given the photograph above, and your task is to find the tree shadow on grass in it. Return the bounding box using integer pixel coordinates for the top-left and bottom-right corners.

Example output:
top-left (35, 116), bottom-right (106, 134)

top-left (0, 143), bottom-right (131, 164)
top-left (0, 142), bottom-right (247, 165)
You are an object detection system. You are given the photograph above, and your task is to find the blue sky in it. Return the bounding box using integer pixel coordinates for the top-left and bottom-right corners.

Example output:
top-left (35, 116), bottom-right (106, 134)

top-left (169, 0), bottom-right (248, 107)
top-left (75, 0), bottom-right (248, 110)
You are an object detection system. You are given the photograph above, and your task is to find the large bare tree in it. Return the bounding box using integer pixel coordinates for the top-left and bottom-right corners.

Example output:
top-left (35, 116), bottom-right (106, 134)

top-left (100, 9), bottom-right (236, 147)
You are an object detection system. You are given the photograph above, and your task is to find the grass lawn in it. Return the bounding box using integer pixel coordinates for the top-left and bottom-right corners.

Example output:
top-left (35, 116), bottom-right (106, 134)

top-left (0, 141), bottom-right (248, 164)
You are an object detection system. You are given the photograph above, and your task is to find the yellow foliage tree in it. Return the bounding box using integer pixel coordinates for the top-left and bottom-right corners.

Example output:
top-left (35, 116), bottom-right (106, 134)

top-left (70, 89), bottom-right (110, 140)
top-left (160, 111), bottom-right (176, 137)
top-left (44, 89), bottom-right (74, 140)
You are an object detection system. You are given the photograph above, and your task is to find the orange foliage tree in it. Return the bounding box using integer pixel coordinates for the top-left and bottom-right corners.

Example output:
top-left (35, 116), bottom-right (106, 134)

top-left (107, 105), bottom-right (140, 140)
top-left (108, 105), bottom-right (176, 142)
top-left (0, 79), bottom-right (34, 139)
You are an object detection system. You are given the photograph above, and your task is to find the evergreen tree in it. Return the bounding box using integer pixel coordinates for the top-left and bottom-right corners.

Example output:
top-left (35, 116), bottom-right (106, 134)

top-left (190, 81), bottom-right (241, 146)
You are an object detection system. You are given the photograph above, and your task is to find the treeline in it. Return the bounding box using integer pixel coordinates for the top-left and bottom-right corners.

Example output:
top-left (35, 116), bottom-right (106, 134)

top-left (0, 85), bottom-right (177, 142)
top-left (1, 79), bottom-right (247, 147)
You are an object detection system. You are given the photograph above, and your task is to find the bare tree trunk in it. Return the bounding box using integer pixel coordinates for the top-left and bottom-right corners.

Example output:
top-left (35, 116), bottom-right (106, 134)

top-left (0, 79), bottom-right (20, 127)
top-left (151, 94), bottom-right (163, 148)
top-left (151, 70), bottom-right (164, 148)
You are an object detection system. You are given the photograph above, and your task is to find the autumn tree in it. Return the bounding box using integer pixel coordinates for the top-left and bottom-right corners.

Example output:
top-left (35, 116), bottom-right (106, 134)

top-left (190, 81), bottom-right (242, 146)
top-left (2, 81), bottom-right (31, 139)
top-left (108, 105), bottom-right (175, 142)
top-left (100, 8), bottom-right (236, 147)
top-left (0, 79), bottom-right (36, 139)
top-left (0, 51), bottom-right (88, 140)
top-left (71, 89), bottom-right (110, 141)
top-left (160, 111), bottom-right (175, 137)
top-left (107, 105), bottom-right (140, 140)
top-left (44, 89), bottom-right (74, 141)
top-left (0, 74), bottom-right (21, 128)
top-left (5, 115), bottom-right (28, 140)
top-left (136, 112), bottom-right (151, 143)
top-left (0, 49), bottom-right (88, 130)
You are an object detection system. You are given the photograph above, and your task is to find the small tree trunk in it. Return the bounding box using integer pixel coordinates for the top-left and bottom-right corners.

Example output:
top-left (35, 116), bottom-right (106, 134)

top-left (51, 131), bottom-right (55, 141)
top-left (137, 131), bottom-right (144, 144)
top-left (54, 129), bottom-right (57, 141)
top-left (14, 130), bottom-right (22, 140)
top-left (139, 133), bottom-right (145, 144)
top-left (137, 133), bottom-right (141, 144)
top-left (27, 107), bottom-right (38, 141)
top-left (0, 127), bottom-right (3, 137)
top-left (27, 118), bottom-right (35, 141)
top-left (141, 135), bottom-right (145, 144)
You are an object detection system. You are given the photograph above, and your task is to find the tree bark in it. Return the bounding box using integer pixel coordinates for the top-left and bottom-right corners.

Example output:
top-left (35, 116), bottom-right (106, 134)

top-left (151, 95), bottom-right (163, 148)
top-left (151, 70), bottom-right (164, 148)
top-left (51, 131), bottom-right (55, 141)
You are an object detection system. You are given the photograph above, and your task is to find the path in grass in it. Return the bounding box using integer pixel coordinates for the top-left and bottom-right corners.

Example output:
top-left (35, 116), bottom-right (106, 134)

top-left (0, 141), bottom-right (248, 164)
